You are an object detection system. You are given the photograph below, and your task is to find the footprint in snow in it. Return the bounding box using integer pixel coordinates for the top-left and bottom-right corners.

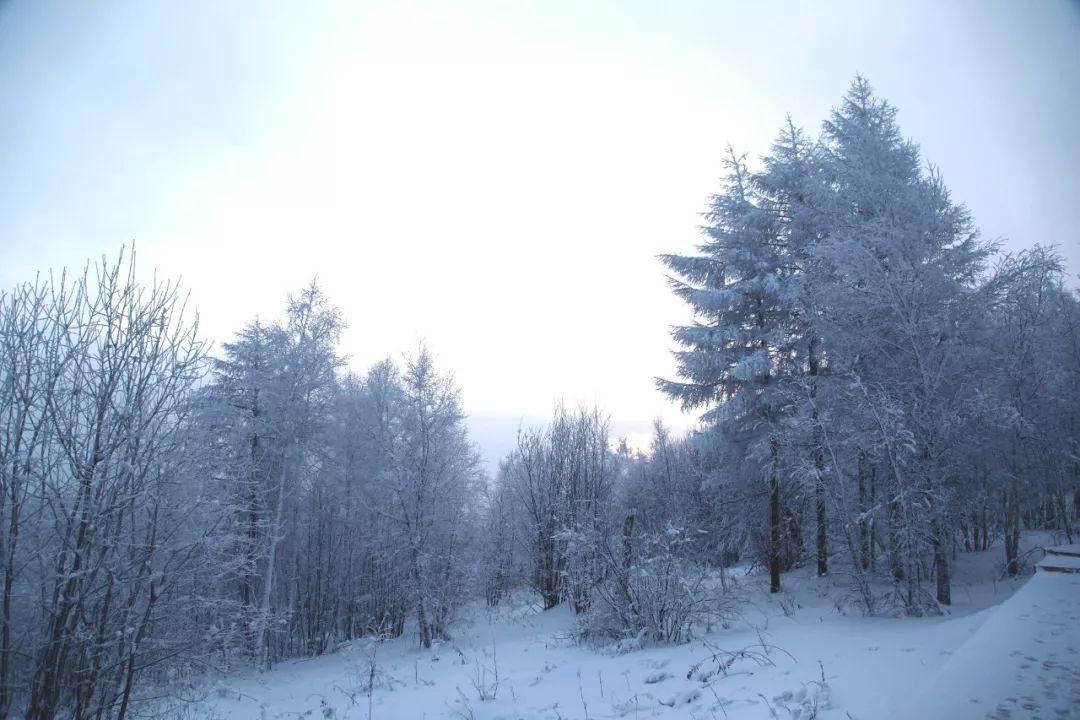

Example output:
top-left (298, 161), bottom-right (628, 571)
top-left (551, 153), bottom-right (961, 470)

top-left (660, 688), bottom-right (701, 707)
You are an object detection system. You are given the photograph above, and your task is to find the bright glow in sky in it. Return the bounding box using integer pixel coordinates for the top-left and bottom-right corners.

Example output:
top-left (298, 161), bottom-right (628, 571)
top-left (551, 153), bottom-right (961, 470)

top-left (1, 0), bottom-right (1078, 468)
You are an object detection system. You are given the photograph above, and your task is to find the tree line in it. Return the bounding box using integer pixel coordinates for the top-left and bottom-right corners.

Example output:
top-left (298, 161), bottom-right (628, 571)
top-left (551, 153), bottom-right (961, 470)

top-left (0, 258), bottom-right (487, 718)
top-left (0, 77), bottom-right (1076, 718)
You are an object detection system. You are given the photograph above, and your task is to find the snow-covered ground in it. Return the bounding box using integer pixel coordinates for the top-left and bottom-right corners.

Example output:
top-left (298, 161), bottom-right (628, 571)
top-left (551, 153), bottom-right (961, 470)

top-left (168, 537), bottom-right (1078, 720)
top-left (894, 565), bottom-right (1079, 720)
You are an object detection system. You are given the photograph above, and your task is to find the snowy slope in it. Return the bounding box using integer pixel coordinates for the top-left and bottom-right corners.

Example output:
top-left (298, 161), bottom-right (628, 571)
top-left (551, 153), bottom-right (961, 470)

top-left (167, 547), bottom-right (1052, 720)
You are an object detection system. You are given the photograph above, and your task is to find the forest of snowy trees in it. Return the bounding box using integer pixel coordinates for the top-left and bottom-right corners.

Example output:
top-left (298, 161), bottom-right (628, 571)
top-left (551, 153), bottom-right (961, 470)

top-left (656, 76), bottom-right (1080, 612)
top-left (0, 77), bottom-right (1077, 719)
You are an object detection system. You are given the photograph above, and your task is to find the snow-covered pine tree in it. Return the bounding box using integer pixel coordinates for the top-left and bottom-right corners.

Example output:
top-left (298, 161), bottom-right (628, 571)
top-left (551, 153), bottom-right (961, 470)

top-left (754, 118), bottom-right (832, 577)
top-left (658, 147), bottom-right (802, 593)
top-left (816, 76), bottom-right (992, 610)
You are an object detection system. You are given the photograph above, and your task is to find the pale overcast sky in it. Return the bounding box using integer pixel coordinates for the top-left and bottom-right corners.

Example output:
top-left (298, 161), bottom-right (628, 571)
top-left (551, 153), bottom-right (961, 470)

top-left (1, 0), bottom-right (1078, 467)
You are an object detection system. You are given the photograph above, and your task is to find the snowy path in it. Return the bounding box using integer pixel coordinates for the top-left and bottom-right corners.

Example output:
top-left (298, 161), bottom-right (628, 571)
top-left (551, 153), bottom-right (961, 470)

top-left (894, 549), bottom-right (1080, 720)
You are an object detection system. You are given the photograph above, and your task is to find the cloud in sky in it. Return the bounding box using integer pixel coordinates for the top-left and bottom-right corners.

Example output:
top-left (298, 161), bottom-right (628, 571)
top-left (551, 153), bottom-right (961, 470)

top-left (1, 0), bottom-right (1078, 465)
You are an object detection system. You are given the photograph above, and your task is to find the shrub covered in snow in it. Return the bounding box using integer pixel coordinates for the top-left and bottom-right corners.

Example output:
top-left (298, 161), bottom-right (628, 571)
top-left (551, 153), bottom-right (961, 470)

top-left (568, 524), bottom-right (735, 646)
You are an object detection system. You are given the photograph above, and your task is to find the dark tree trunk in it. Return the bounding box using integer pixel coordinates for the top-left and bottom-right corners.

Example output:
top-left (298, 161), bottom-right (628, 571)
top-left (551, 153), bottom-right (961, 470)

top-left (1004, 479), bottom-right (1021, 576)
top-left (0, 488), bottom-right (19, 719)
top-left (1057, 489), bottom-right (1073, 544)
top-left (868, 465), bottom-right (876, 572)
top-left (932, 517), bottom-right (950, 605)
top-left (620, 514), bottom-right (637, 621)
top-left (539, 531), bottom-right (560, 610)
top-left (411, 547), bottom-right (432, 649)
top-left (815, 465), bottom-right (828, 576)
top-left (858, 455), bottom-right (870, 569)
top-left (888, 498), bottom-right (904, 582)
top-left (809, 347), bottom-right (827, 576)
top-left (979, 502), bottom-right (990, 552)
top-left (621, 515), bottom-right (635, 574)
top-left (769, 453), bottom-right (781, 594)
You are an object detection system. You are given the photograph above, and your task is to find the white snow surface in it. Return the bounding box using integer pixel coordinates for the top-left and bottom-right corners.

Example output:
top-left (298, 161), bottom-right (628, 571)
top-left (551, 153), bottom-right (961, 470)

top-left (894, 558), bottom-right (1080, 719)
top-left (168, 541), bottom-right (1079, 720)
